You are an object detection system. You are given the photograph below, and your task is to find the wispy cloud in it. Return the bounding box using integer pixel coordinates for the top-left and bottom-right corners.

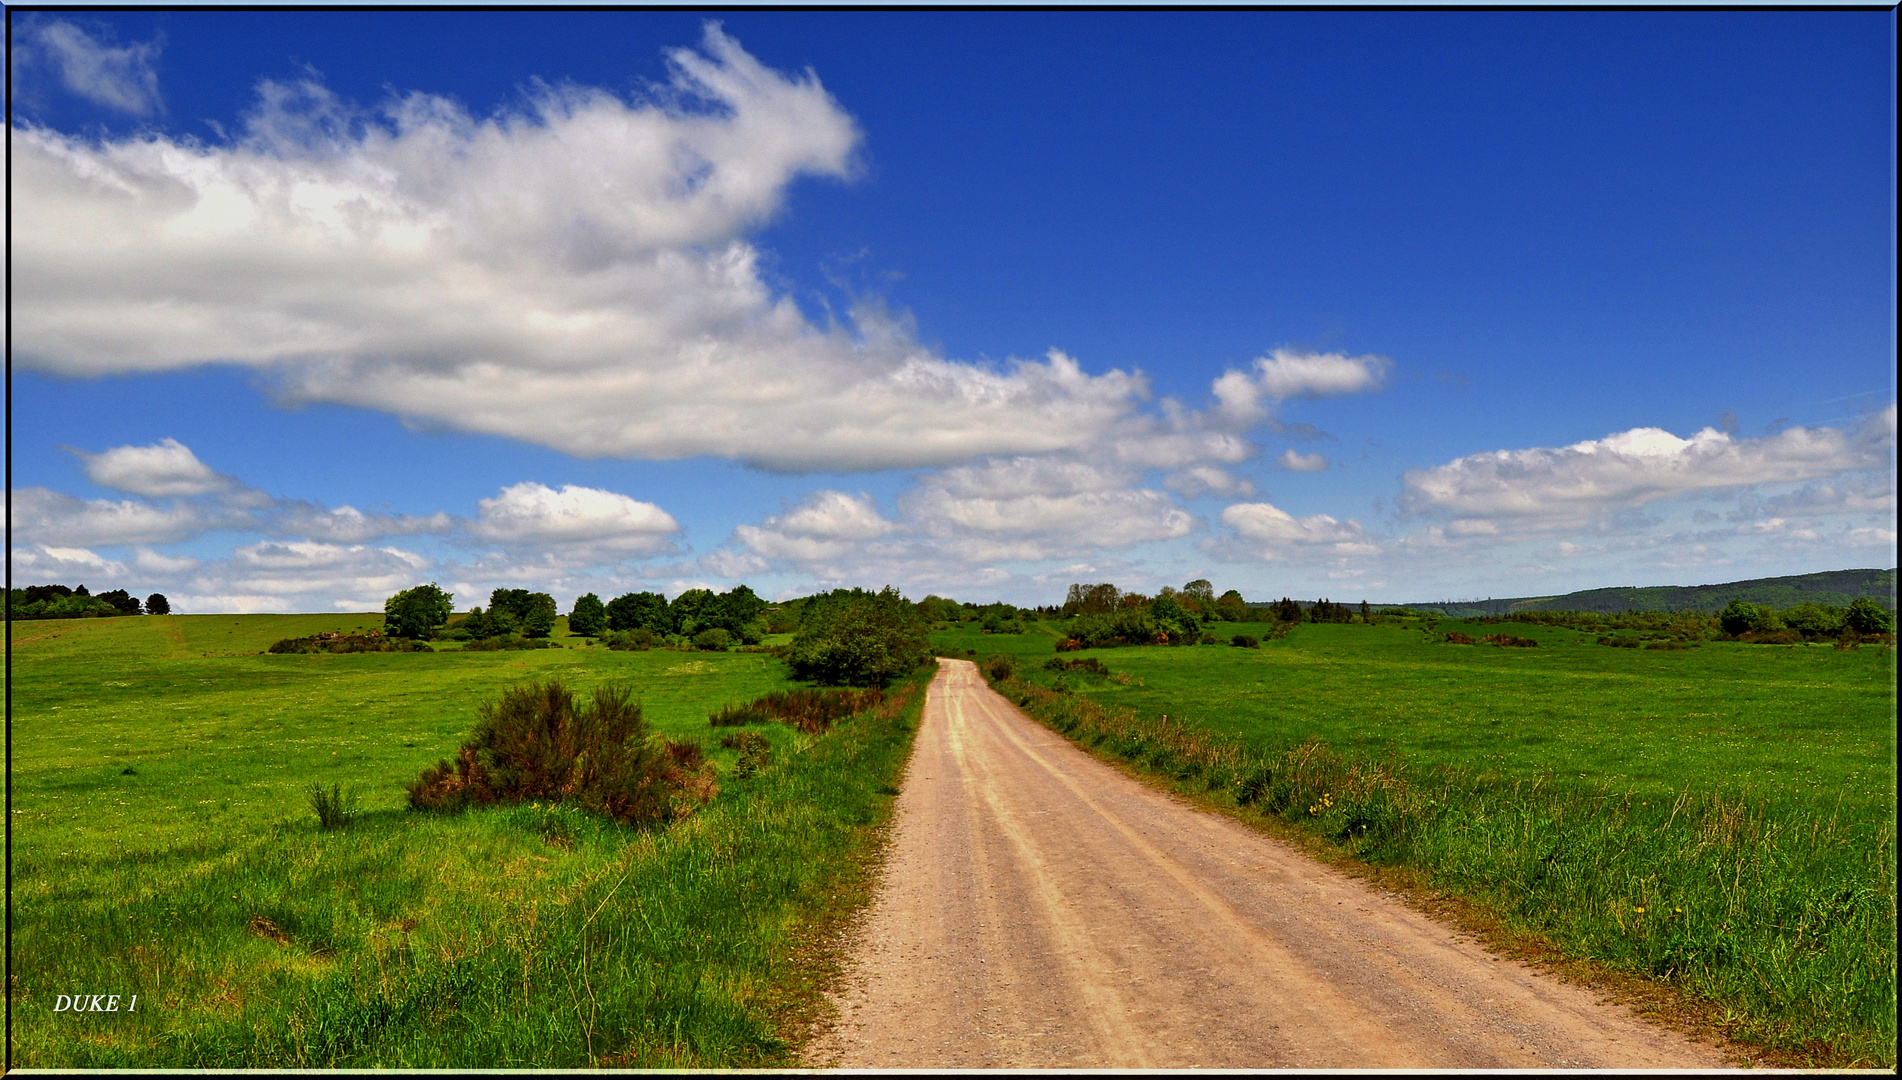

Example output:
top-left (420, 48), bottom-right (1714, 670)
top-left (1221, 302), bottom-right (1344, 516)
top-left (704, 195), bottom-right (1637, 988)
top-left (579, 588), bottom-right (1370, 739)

top-left (23, 19), bottom-right (164, 116)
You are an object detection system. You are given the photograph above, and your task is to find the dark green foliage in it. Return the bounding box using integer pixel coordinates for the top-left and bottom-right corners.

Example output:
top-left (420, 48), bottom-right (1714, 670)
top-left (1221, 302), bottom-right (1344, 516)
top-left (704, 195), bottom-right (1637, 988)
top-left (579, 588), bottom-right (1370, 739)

top-left (8, 584), bottom-right (125, 620)
top-left (1064, 607), bottom-right (1161, 648)
top-left (1401, 568), bottom-right (1896, 618)
top-left (488, 590), bottom-right (557, 638)
top-left (306, 782), bottom-right (359, 831)
top-left (1045, 656), bottom-right (1109, 677)
top-left (457, 635), bottom-right (557, 652)
top-left (602, 628), bottom-right (661, 651)
top-left (983, 653), bottom-right (1016, 681)
top-left (670, 588), bottom-right (716, 636)
top-left (719, 731), bottom-right (772, 778)
top-left (1720, 599), bottom-right (1781, 637)
top-left (788, 587), bottom-right (931, 686)
top-left (269, 633), bottom-right (429, 654)
top-left (606, 591), bottom-right (672, 634)
top-left (1307, 598), bottom-right (1353, 623)
top-left (97, 588), bottom-right (142, 615)
top-left (1214, 590), bottom-right (1249, 622)
top-left (708, 687), bottom-right (885, 734)
top-left (145, 592), bottom-right (171, 616)
top-left (1062, 582), bottom-right (1122, 616)
top-left (1271, 596), bottom-right (1304, 623)
top-left (693, 628), bottom-right (734, 651)
top-left (1845, 596), bottom-right (1894, 635)
top-left (407, 681), bottom-right (716, 824)
top-left (1230, 634), bottom-right (1259, 648)
top-left (383, 584), bottom-right (453, 639)
top-left (568, 593), bottom-right (606, 637)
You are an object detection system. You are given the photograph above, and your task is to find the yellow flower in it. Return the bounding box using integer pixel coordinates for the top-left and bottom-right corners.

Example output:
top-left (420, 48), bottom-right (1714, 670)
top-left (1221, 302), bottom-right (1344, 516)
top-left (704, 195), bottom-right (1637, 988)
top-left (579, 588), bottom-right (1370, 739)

top-left (1634, 906), bottom-right (1646, 913)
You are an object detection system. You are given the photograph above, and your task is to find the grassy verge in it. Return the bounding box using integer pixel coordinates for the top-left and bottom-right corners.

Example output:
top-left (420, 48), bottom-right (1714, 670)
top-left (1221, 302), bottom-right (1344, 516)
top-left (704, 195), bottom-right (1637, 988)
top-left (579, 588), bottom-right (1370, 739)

top-left (983, 661), bottom-right (1895, 1069)
top-left (10, 614), bottom-right (926, 1067)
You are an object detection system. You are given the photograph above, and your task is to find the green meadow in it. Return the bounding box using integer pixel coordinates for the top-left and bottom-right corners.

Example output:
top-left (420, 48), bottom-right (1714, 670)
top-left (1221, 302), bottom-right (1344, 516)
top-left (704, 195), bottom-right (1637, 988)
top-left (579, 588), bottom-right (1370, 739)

top-left (943, 617), bottom-right (1897, 1067)
top-left (10, 613), bottom-right (920, 1067)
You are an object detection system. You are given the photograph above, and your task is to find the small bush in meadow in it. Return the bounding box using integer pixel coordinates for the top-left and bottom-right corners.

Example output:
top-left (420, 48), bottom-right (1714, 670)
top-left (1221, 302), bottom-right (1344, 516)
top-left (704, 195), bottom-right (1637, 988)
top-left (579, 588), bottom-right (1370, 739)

top-left (719, 731), bottom-right (773, 778)
top-left (1480, 633), bottom-right (1538, 647)
top-left (983, 653), bottom-right (1015, 681)
top-left (306, 782), bottom-right (359, 831)
top-left (1230, 634), bottom-right (1259, 648)
top-left (1044, 656), bottom-right (1109, 677)
top-left (1444, 631), bottom-right (1476, 644)
top-left (408, 681), bottom-right (716, 825)
top-left (707, 687), bottom-right (884, 735)
top-left (692, 628), bottom-right (734, 651)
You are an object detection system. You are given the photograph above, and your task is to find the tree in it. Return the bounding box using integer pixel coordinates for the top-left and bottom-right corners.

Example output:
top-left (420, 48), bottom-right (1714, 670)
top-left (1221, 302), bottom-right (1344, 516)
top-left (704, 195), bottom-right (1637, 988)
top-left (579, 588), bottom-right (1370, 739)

top-left (385, 584), bottom-right (453, 639)
top-left (1845, 596), bottom-right (1894, 635)
top-left (788, 586), bottom-right (931, 686)
top-left (1182, 579), bottom-right (1215, 614)
top-left (607, 591), bottom-right (671, 634)
top-left (1215, 589), bottom-right (1248, 622)
top-left (97, 589), bottom-right (141, 615)
top-left (145, 593), bottom-right (171, 616)
top-left (569, 593), bottom-right (606, 637)
top-left (1719, 599), bottom-right (1779, 637)
top-left (670, 588), bottom-right (716, 636)
top-left (1271, 597), bottom-right (1304, 623)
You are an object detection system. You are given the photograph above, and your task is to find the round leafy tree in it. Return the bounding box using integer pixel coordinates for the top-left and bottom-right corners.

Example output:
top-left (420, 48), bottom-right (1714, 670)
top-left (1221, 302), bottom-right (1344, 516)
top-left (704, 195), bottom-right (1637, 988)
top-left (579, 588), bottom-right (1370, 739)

top-left (384, 584), bottom-right (453, 639)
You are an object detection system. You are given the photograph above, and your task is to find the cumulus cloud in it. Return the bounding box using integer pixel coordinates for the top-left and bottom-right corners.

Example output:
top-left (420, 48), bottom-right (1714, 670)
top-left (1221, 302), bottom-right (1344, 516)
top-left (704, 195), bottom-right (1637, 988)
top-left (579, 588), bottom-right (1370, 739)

top-left (1213, 501), bottom-right (1377, 561)
top-left (1212, 349), bottom-right (1389, 426)
top-left (1277, 449), bottom-right (1329, 472)
top-left (9, 544), bottom-right (130, 581)
top-left (68, 437), bottom-right (236, 496)
top-left (10, 486), bottom-right (247, 547)
top-left (178, 541), bottom-right (433, 613)
top-left (470, 482), bottom-right (680, 556)
top-left (1163, 465), bottom-right (1255, 498)
top-left (1398, 417), bottom-right (1891, 535)
top-left (23, 20), bottom-right (164, 116)
top-left (268, 502), bottom-right (454, 544)
top-left (901, 456), bottom-right (1193, 559)
top-left (13, 26), bottom-right (1158, 473)
top-left (734, 490), bottom-right (895, 562)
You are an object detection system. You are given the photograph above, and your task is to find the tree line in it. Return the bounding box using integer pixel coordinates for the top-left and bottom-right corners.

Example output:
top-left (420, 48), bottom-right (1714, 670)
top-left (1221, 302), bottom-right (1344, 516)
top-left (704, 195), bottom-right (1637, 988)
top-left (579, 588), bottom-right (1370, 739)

top-left (8, 584), bottom-right (170, 619)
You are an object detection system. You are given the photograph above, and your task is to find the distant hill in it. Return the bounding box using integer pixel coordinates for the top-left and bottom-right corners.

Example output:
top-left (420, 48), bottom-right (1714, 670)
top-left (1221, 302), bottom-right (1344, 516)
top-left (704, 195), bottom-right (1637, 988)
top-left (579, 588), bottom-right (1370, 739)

top-left (1389, 568), bottom-right (1896, 618)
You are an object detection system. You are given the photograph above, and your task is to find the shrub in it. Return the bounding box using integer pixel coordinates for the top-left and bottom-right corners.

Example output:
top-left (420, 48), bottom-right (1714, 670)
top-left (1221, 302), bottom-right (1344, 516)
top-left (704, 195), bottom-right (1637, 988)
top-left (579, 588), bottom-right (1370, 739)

top-left (268, 633), bottom-right (428, 654)
top-left (1480, 633), bottom-right (1538, 647)
top-left (719, 731), bottom-right (772, 779)
top-left (407, 681), bottom-right (717, 824)
top-left (709, 687), bottom-right (884, 735)
top-left (1739, 628), bottom-right (1804, 645)
top-left (307, 782), bottom-right (359, 831)
top-left (458, 635), bottom-right (557, 652)
top-left (1044, 656), bottom-right (1109, 677)
top-left (1719, 599), bottom-right (1781, 637)
top-left (603, 628), bottom-right (660, 651)
top-left (788, 587), bottom-right (932, 686)
top-left (1230, 634), bottom-right (1259, 648)
top-left (144, 592), bottom-right (171, 615)
top-left (1444, 631), bottom-right (1475, 644)
top-left (983, 653), bottom-right (1015, 681)
top-left (692, 628), bottom-right (734, 651)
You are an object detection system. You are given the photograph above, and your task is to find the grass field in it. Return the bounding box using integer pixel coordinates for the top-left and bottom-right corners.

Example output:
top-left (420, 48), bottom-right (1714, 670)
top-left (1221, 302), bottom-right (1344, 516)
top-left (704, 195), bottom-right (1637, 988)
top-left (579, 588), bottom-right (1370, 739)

top-left (10, 613), bottom-right (921, 1067)
top-left (940, 617), bottom-right (1897, 1067)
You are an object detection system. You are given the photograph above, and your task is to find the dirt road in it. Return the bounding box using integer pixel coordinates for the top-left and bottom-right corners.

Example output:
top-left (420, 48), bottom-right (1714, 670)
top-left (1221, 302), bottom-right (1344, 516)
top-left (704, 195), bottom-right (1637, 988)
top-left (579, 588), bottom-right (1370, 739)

top-left (807, 658), bottom-right (1732, 1069)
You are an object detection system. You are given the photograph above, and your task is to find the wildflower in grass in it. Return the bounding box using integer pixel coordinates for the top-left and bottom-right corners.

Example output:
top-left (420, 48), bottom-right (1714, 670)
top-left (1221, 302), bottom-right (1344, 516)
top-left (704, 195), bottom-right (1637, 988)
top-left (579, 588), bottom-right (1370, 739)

top-left (1308, 792), bottom-right (1334, 815)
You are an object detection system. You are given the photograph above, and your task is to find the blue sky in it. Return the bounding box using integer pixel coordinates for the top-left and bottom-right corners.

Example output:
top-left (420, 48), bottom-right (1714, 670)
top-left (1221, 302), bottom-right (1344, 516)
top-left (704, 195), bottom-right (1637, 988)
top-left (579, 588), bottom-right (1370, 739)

top-left (9, 11), bottom-right (1895, 613)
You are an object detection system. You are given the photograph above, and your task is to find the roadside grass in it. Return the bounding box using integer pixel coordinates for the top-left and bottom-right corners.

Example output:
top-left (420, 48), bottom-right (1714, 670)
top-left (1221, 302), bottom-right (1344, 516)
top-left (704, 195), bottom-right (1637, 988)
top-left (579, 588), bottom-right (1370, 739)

top-left (10, 614), bottom-right (924, 1066)
top-left (959, 620), bottom-right (1896, 1068)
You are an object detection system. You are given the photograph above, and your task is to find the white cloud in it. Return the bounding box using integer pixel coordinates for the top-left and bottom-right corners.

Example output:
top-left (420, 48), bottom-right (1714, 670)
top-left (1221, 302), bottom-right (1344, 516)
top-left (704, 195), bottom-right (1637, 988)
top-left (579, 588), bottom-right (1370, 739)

top-left (269, 502), bottom-right (454, 543)
top-left (25, 20), bottom-right (164, 116)
top-left (69, 437), bottom-right (235, 496)
top-left (1277, 449), bottom-right (1329, 472)
top-left (901, 456), bottom-right (1193, 557)
top-left (9, 544), bottom-right (129, 581)
top-left (1214, 501), bottom-right (1377, 561)
top-left (133, 547), bottom-right (201, 574)
top-left (12, 27), bottom-right (1155, 473)
top-left (1398, 418), bottom-right (1889, 534)
top-left (1212, 349), bottom-right (1389, 426)
top-left (1163, 465), bottom-right (1255, 498)
top-left (471, 482), bottom-right (680, 555)
top-left (10, 486), bottom-right (246, 547)
top-left (734, 490), bottom-right (894, 562)
top-left (178, 541), bottom-right (432, 613)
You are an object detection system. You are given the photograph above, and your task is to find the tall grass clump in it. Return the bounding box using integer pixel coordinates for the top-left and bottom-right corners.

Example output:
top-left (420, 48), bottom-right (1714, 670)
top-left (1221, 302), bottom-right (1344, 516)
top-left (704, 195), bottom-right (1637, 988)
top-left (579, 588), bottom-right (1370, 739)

top-left (408, 681), bottom-right (716, 824)
top-left (307, 782), bottom-right (360, 831)
top-left (707, 687), bottom-right (883, 734)
top-left (987, 673), bottom-right (1896, 1068)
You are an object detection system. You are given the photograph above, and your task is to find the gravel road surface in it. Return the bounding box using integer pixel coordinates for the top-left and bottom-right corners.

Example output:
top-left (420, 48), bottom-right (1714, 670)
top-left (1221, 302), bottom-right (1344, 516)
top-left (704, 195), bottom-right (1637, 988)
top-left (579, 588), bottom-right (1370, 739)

top-left (807, 658), bottom-right (1732, 1069)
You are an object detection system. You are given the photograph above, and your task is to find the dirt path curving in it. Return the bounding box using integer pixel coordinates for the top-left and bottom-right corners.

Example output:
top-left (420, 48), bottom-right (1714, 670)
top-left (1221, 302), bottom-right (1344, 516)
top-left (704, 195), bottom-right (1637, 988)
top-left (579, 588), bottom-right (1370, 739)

top-left (805, 658), bottom-right (1735, 1069)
